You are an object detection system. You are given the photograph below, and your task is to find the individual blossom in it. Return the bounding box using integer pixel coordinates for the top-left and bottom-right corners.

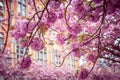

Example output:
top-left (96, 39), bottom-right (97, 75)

top-left (72, 0), bottom-right (83, 13)
top-left (78, 69), bottom-right (89, 79)
top-left (86, 53), bottom-right (97, 63)
top-left (17, 18), bottom-right (36, 33)
top-left (88, 16), bottom-right (100, 22)
top-left (67, 23), bottom-right (82, 36)
top-left (11, 19), bottom-right (29, 41)
top-left (73, 49), bottom-right (82, 57)
top-left (28, 0), bottom-right (33, 6)
top-left (30, 38), bottom-right (45, 51)
top-left (28, 22), bottom-right (36, 33)
top-left (102, 24), bottom-right (110, 30)
top-left (11, 28), bottom-right (26, 41)
top-left (20, 38), bottom-right (29, 48)
top-left (19, 56), bottom-right (32, 69)
top-left (17, 19), bottom-right (28, 32)
top-left (88, 11), bottom-right (100, 22)
top-left (57, 9), bottom-right (64, 19)
top-left (70, 41), bottom-right (83, 57)
top-left (88, 7), bottom-right (102, 22)
top-left (56, 34), bottom-right (66, 45)
top-left (49, 0), bottom-right (61, 9)
top-left (58, 12), bottom-right (64, 19)
top-left (47, 11), bottom-right (57, 24)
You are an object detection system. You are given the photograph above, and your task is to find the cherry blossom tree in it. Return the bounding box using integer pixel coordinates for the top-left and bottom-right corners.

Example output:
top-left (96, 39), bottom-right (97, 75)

top-left (0, 0), bottom-right (120, 79)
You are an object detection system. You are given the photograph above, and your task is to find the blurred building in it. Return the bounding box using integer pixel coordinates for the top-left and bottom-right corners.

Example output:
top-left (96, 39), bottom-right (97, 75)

top-left (0, 0), bottom-right (79, 73)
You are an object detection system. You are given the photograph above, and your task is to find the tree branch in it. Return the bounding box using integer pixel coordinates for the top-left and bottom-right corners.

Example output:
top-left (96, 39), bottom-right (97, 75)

top-left (100, 56), bottom-right (120, 63)
top-left (2, 0), bottom-right (11, 54)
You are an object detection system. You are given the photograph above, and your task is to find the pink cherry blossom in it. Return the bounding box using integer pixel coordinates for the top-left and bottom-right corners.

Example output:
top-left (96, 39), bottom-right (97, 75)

top-left (17, 19), bottom-right (28, 32)
top-left (86, 53), bottom-right (97, 63)
top-left (11, 28), bottom-right (26, 41)
top-left (56, 34), bottom-right (66, 45)
top-left (47, 11), bottom-right (57, 24)
top-left (20, 39), bottom-right (29, 48)
top-left (28, 22), bottom-right (36, 33)
top-left (78, 69), bottom-right (89, 79)
top-left (30, 38), bottom-right (45, 51)
top-left (19, 56), bottom-right (32, 69)
top-left (49, 0), bottom-right (61, 9)
top-left (67, 23), bottom-right (82, 35)
top-left (70, 41), bottom-right (83, 57)
top-left (2, 0), bottom-right (120, 79)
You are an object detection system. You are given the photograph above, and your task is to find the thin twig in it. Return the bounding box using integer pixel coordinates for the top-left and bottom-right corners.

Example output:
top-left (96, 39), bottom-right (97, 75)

top-left (33, 0), bottom-right (39, 18)
top-left (27, 10), bottom-right (42, 30)
top-left (84, 0), bottom-right (106, 41)
top-left (87, 0), bottom-right (106, 76)
top-left (23, 0), bottom-right (50, 57)
top-left (2, 0), bottom-right (11, 54)
top-left (55, 49), bottom-right (74, 67)
top-left (28, 0), bottom-right (50, 46)
top-left (64, 0), bottom-right (72, 28)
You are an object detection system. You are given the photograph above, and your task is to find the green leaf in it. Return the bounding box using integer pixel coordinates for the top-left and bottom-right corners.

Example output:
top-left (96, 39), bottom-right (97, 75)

top-left (79, 33), bottom-right (91, 42)
top-left (40, 25), bottom-right (47, 35)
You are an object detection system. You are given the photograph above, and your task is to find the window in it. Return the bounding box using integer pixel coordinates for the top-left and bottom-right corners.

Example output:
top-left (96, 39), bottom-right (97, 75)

top-left (54, 49), bottom-right (61, 65)
top-left (0, 0), bottom-right (4, 18)
top-left (67, 56), bottom-right (75, 71)
top-left (0, 33), bottom-right (3, 46)
top-left (36, 48), bottom-right (47, 64)
top-left (79, 56), bottom-right (86, 66)
top-left (0, 0), bottom-right (4, 27)
top-left (71, 57), bottom-right (75, 70)
top-left (16, 45), bottom-right (29, 59)
top-left (18, 0), bottom-right (27, 16)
